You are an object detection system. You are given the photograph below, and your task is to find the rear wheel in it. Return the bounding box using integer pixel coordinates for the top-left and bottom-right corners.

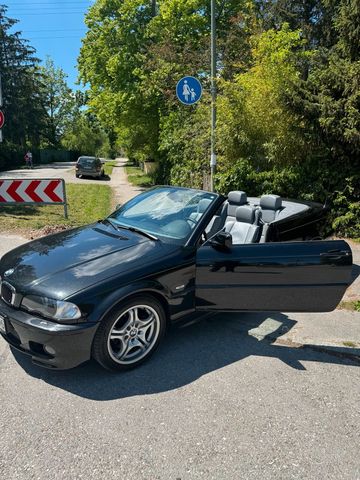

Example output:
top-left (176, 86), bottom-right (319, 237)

top-left (92, 295), bottom-right (166, 371)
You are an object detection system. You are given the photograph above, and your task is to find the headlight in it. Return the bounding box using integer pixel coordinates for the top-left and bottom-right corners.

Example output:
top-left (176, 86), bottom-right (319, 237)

top-left (21, 295), bottom-right (82, 322)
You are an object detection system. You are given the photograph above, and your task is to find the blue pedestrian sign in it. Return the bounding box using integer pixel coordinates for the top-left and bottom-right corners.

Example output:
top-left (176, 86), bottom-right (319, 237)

top-left (176, 76), bottom-right (202, 105)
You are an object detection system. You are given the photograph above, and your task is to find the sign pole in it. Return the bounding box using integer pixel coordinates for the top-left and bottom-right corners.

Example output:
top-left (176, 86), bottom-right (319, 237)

top-left (0, 72), bottom-right (3, 143)
top-left (0, 73), bottom-right (3, 107)
top-left (210, 0), bottom-right (217, 192)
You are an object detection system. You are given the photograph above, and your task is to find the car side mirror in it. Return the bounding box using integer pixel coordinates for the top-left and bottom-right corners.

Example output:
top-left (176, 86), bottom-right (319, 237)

top-left (208, 231), bottom-right (232, 249)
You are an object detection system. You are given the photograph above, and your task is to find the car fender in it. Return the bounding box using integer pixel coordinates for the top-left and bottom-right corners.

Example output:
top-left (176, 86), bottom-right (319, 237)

top-left (86, 279), bottom-right (171, 325)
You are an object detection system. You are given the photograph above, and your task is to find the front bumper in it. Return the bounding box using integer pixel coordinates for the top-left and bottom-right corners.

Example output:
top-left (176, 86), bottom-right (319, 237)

top-left (0, 299), bottom-right (99, 369)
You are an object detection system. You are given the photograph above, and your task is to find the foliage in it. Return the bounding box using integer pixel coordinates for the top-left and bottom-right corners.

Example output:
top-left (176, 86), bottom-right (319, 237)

top-left (0, 5), bottom-right (47, 158)
top-left (332, 176), bottom-right (360, 238)
top-left (78, 0), bottom-right (359, 238)
top-left (39, 57), bottom-right (77, 148)
top-left (61, 113), bottom-right (113, 158)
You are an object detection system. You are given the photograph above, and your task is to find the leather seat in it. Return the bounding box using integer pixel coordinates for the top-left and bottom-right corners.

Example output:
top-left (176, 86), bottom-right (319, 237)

top-left (259, 195), bottom-right (282, 223)
top-left (226, 191), bottom-right (248, 222)
top-left (189, 198), bottom-right (212, 223)
top-left (225, 205), bottom-right (261, 244)
top-left (258, 195), bottom-right (282, 243)
top-left (206, 190), bottom-right (248, 238)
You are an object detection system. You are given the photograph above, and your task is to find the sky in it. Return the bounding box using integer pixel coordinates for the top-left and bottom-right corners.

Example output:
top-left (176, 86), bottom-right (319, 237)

top-left (5, 0), bottom-right (95, 90)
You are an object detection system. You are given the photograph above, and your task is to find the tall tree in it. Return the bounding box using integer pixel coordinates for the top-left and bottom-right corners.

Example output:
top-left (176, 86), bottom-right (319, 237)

top-left (0, 5), bottom-right (46, 150)
top-left (39, 57), bottom-right (76, 148)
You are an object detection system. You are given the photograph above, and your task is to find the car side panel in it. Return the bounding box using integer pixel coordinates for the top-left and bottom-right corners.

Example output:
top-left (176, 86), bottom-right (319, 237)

top-left (72, 254), bottom-right (197, 324)
top-left (196, 240), bottom-right (352, 312)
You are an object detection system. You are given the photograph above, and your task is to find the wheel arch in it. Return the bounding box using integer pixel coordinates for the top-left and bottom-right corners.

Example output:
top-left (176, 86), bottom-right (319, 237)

top-left (97, 288), bottom-right (170, 326)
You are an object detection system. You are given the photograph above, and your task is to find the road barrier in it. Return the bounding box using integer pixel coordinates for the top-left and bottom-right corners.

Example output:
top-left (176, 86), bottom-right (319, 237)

top-left (0, 178), bottom-right (68, 218)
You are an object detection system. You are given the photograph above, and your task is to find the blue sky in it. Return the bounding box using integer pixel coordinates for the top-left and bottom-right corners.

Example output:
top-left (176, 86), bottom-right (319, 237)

top-left (6, 0), bottom-right (95, 90)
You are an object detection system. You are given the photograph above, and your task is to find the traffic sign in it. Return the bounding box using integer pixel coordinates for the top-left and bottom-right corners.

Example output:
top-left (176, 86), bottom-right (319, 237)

top-left (0, 110), bottom-right (4, 129)
top-left (0, 179), bottom-right (65, 203)
top-left (176, 76), bottom-right (202, 105)
top-left (0, 178), bottom-right (68, 218)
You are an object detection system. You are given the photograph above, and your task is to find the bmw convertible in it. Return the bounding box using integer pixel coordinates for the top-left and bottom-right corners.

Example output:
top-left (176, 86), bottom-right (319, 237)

top-left (0, 186), bottom-right (353, 371)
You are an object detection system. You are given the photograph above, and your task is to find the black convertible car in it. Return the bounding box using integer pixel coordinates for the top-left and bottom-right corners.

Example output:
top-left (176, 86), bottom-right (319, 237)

top-left (0, 186), bottom-right (353, 371)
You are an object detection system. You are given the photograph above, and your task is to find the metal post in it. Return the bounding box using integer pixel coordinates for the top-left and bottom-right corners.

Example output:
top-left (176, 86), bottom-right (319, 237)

top-left (61, 179), bottom-right (68, 219)
top-left (0, 72), bottom-right (3, 143)
top-left (151, 0), bottom-right (157, 17)
top-left (0, 73), bottom-right (3, 107)
top-left (210, 0), bottom-right (217, 192)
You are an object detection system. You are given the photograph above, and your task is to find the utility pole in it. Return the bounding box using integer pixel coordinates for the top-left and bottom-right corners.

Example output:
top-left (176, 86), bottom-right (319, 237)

top-left (210, 0), bottom-right (216, 192)
top-left (151, 0), bottom-right (156, 17)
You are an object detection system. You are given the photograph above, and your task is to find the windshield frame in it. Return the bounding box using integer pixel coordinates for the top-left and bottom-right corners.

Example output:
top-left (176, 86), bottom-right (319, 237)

top-left (108, 186), bottom-right (221, 245)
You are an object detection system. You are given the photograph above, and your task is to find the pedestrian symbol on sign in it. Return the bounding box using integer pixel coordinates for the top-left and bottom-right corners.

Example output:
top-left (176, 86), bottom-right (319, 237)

top-left (182, 80), bottom-right (191, 102)
top-left (176, 76), bottom-right (202, 105)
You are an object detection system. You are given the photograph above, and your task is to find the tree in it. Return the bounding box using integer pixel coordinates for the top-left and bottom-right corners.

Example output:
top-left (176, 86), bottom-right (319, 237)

top-left (78, 0), bottom-right (360, 237)
top-left (61, 112), bottom-right (112, 157)
top-left (0, 5), bottom-right (46, 152)
top-left (39, 57), bottom-right (77, 148)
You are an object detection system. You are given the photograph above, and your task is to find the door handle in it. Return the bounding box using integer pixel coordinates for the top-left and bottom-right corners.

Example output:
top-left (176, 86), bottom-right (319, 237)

top-left (320, 250), bottom-right (349, 261)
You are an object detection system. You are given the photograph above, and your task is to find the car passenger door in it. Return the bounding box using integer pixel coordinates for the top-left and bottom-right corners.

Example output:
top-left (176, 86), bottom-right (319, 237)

top-left (195, 239), bottom-right (352, 312)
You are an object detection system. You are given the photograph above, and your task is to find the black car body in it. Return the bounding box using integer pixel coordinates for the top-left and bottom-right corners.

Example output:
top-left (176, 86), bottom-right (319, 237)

top-left (0, 187), bottom-right (353, 371)
top-left (75, 156), bottom-right (104, 179)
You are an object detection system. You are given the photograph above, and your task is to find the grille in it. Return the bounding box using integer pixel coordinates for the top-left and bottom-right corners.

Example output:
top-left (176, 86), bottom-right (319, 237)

top-left (1, 282), bottom-right (14, 305)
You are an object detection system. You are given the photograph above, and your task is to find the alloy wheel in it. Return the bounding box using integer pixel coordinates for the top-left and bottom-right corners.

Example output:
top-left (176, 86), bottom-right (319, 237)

top-left (107, 304), bottom-right (160, 365)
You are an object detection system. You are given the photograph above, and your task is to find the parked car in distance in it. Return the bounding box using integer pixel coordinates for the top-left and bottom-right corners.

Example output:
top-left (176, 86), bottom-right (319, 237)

top-left (75, 156), bottom-right (104, 179)
top-left (0, 186), bottom-right (353, 372)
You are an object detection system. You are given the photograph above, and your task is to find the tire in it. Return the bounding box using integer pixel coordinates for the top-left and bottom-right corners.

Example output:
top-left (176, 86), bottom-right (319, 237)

top-left (75, 174), bottom-right (79, 178)
top-left (92, 295), bottom-right (167, 371)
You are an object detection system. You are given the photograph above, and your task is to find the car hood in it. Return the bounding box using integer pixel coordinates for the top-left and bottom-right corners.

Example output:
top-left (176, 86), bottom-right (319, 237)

top-left (0, 224), bottom-right (177, 299)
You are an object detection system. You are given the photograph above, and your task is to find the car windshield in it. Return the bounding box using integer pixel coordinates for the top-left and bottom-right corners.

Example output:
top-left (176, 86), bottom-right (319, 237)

top-left (78, 157), bottom-right (96, 166)
top-left (108, 187), bottom-right (218, 244)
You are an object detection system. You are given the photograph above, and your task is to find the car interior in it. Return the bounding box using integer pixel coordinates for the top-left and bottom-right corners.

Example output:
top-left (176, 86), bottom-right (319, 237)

top-left (203, 191), bottom-right (311, 245)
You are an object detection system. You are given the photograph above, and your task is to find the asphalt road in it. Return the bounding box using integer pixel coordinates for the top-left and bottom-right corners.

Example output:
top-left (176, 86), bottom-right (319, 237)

top-left (1, 312), bottom-right (359, 480)
top-left (0, 162), bottom-right (111, 185)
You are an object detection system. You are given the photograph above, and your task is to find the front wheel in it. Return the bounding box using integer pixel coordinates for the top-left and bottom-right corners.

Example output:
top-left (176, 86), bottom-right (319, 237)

top-left (92, 295), bottom-right (166, 371)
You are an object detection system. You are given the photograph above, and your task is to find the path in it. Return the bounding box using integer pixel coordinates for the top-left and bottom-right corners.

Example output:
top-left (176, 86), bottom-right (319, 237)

top-left (108, 157), bottom-right (145, 207)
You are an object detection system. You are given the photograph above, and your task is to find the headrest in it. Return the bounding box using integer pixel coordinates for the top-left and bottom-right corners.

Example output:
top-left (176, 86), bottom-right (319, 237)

top-left (260, 194), bottom-right (282, 210)
top-left (197, 198), bottom-right (212, 213)
top-left (228, 191), bottom-right (247, 206)
top-left (235, 205), bottom-right (256, 224)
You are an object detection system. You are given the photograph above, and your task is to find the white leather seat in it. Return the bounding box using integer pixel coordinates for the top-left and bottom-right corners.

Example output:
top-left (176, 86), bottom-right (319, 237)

top-left (225, 205), bottom-right (261, 244)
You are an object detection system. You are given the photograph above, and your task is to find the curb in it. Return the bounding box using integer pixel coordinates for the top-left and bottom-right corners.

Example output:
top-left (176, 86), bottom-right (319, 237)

top-left (271, 336), bottom-right (360, 362)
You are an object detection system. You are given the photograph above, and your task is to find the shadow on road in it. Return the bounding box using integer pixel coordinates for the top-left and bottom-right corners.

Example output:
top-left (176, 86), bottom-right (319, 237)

top-left (351, 262), bottom-right (360, 284)
top-left (12, 312), bottom-right (359, 401)
top-left (78, 174), bottom-right (111, 182)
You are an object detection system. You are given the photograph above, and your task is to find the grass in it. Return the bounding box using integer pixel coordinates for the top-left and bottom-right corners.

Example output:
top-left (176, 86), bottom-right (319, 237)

top-left (342, 341), bottom-right (357, 348)
top-left (0, 184), bottom-right (112, 235)
top-left (103, 160), bottom-right (117, 176)
top-left (125, 164), bottom-right (154, 187)
top-left (338, 300), bottom-right (360, 312)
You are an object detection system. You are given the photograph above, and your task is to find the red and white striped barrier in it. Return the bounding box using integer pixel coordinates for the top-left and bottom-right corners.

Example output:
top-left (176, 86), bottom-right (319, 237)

top-left (0, 178), bottom-right (68, 217)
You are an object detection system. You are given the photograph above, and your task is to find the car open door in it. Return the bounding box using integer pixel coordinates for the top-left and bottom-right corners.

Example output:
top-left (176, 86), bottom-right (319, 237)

top-left (195, 239), bottom-right (352, 312)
